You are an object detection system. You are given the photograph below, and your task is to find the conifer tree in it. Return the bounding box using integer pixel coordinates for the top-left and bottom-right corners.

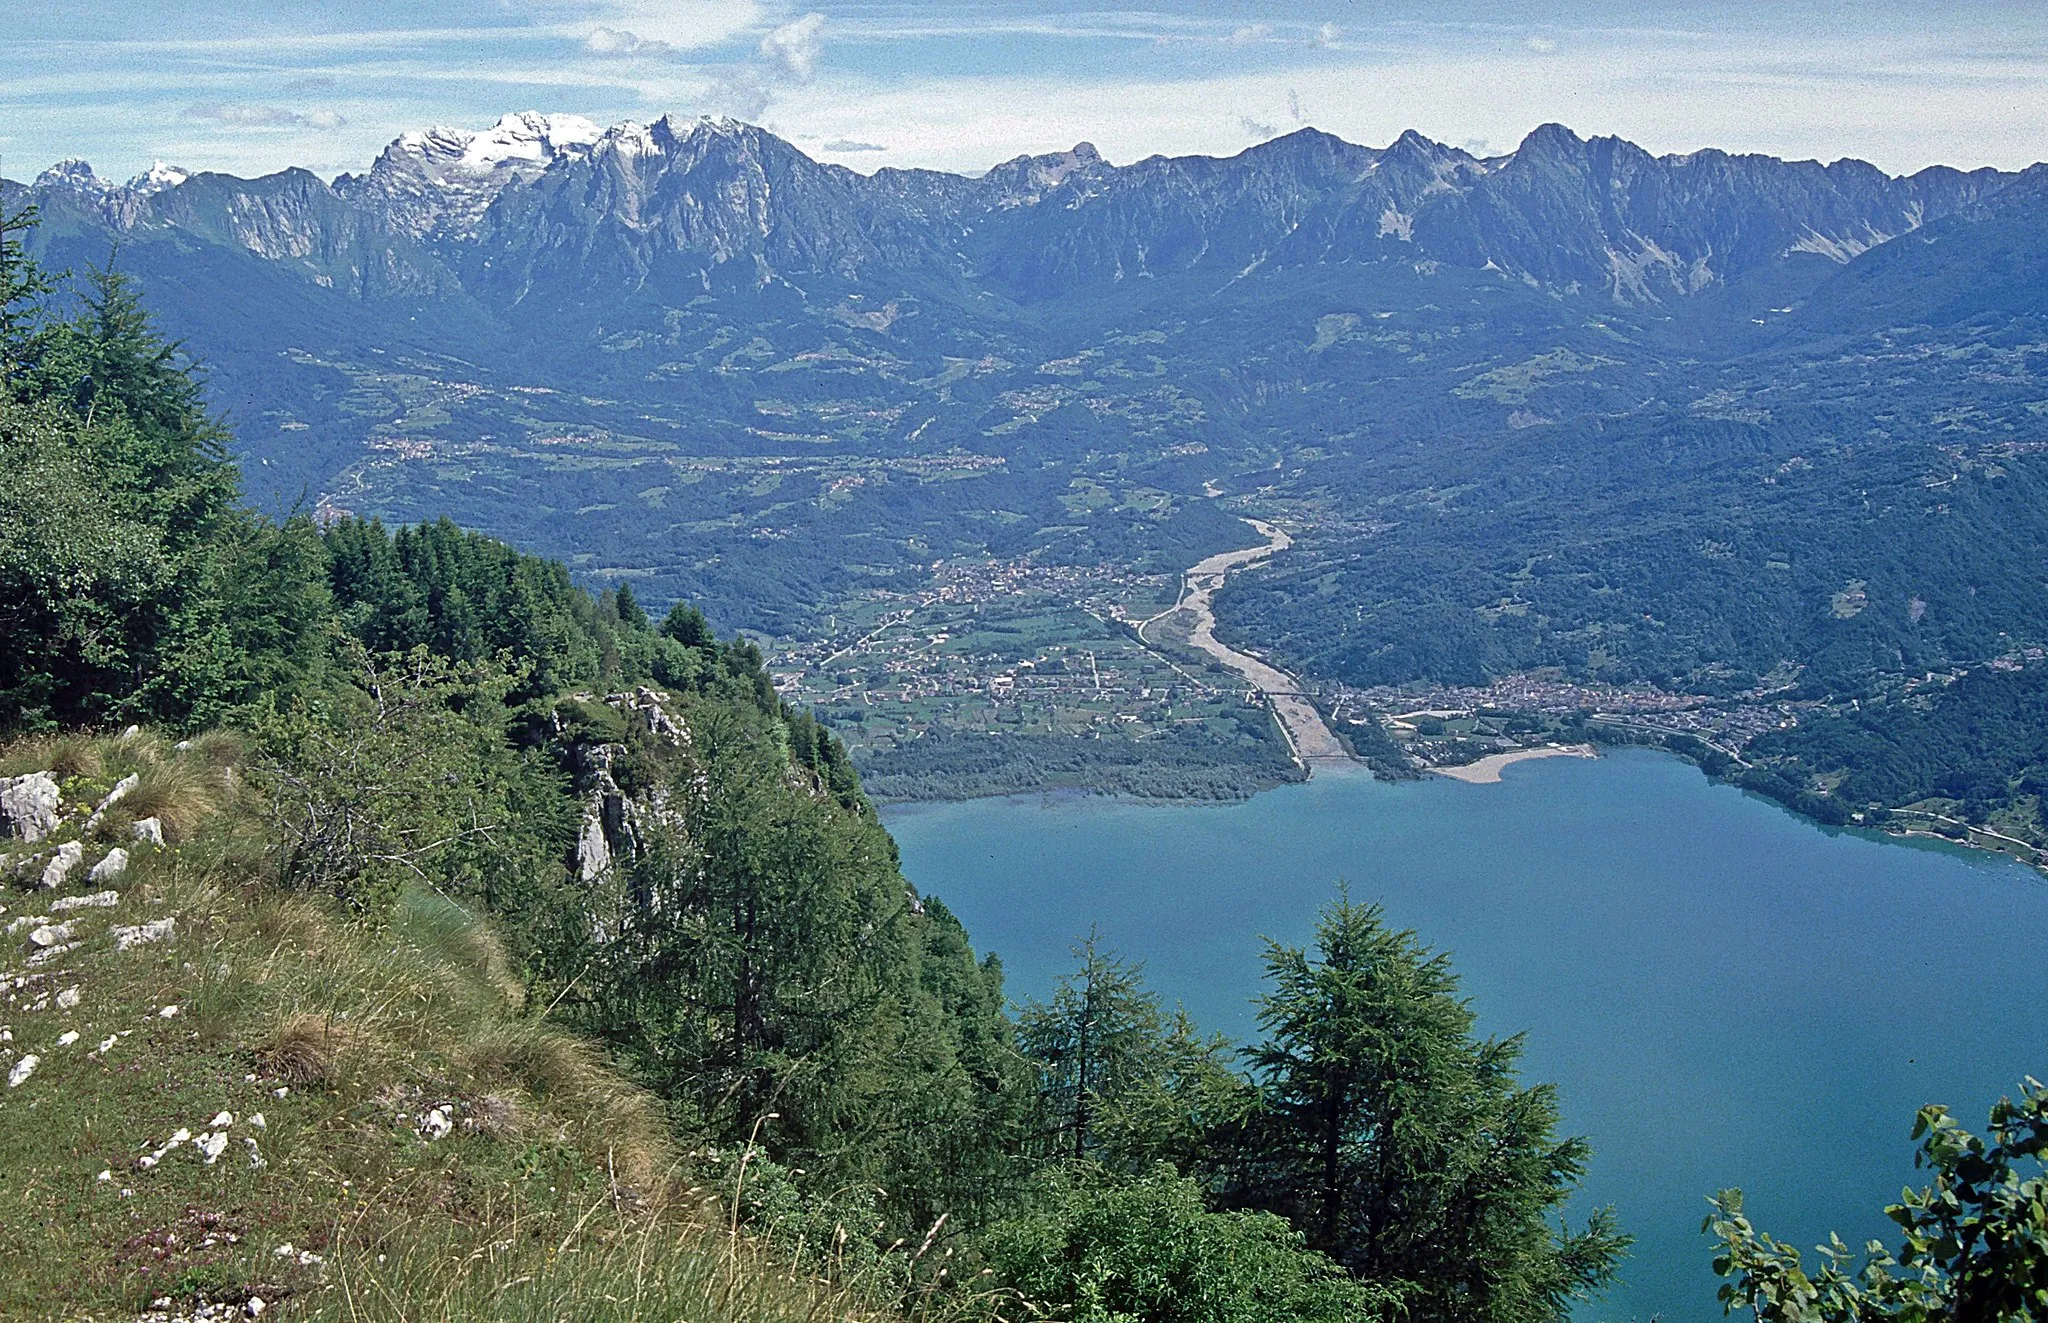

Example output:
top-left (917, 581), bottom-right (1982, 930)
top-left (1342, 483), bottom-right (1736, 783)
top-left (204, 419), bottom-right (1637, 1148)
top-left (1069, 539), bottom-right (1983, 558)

top-left (1229, 896), bottom-right (1628, 1323)
top-left (613, 580), bottom-right (647, 630)
top-left (0, 198), bottom-right (54, 393)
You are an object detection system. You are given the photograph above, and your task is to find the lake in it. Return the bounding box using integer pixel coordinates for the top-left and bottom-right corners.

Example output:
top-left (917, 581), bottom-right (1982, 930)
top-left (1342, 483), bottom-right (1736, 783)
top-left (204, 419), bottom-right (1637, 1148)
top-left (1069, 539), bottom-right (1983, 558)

top-left (882, 748), bottom-right (2048, 1323)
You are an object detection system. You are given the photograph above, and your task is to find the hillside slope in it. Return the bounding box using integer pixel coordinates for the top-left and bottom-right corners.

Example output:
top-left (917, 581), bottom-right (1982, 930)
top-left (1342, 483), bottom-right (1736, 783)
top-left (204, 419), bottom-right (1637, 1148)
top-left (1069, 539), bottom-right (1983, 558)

top-left (0, 729), bottom-right (889, 1323)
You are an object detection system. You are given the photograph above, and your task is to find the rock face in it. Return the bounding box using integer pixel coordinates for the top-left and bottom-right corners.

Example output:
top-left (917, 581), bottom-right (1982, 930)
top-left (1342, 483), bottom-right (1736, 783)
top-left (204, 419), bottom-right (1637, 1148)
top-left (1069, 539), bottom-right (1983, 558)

top-left (24, 114), bottom-right (2029, 313)
top-left (569, 689), bottom-right (697, 891)
top-left (132, 817), bottom-right (165, 847)
top-left (575, 809), bottom-right (611, 883)
top-left (1, 772), bottom-right (62, 843)
top-left (335, 111), bottom-right (602, 241)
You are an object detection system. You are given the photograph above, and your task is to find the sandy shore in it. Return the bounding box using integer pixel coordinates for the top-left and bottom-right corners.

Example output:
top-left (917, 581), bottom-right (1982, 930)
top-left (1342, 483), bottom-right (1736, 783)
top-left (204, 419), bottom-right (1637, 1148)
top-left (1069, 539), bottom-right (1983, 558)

top-left (1432, 744), bottom-right (1597, 784)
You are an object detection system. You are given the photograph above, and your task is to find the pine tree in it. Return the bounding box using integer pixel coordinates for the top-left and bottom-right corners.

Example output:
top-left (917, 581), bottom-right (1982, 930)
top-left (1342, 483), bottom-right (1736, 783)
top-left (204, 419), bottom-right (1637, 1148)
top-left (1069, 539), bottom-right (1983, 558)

top-left (0, 199), bottom-right (55, 395)
top-left (1230, 895), bottom-right (1629, 1323)
top-left (1019, 935), bottom-right (1169, 1161)
top-left (613, 581), bottom-right (648, 631)
top-left (661, 601), bottom-right (713, 647)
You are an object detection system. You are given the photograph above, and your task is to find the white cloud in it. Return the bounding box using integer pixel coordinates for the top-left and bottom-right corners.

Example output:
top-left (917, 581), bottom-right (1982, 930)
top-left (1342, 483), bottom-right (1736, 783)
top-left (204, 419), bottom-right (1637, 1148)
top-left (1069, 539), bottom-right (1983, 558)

top-left (822, 137), bottom-right (885, 152)
top-left (1229, 24), bottom-right (1274, 47)
top-left (1287, 88), bottom-right (1304, 122)
top-left (750, 35), bottom-right (2048, 179)
top-left (184, 102), bottom-right (347, 130)
top-left (546, 0), bottom-right (761, 53)
top-left (1315, 22), bottom-right (1342, 49)
top-left (585, 26), bottom-right (672, 56)
top-left (1527, 36), bottom-right (1558, 53)
top-left (1241, 115), bottom-right (1276, 138)
top-left (760, 13), bottom-right (825, 81)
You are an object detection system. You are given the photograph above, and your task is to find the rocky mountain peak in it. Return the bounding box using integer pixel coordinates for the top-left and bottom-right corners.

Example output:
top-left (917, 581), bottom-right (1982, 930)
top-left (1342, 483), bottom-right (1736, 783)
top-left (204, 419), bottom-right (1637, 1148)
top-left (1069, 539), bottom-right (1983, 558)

top-left (34, 159), bottom-right (108, 194)
top-left (338, 110), bottom-right (601, 240)
top-left (126, 161), bottom-right (190, 195)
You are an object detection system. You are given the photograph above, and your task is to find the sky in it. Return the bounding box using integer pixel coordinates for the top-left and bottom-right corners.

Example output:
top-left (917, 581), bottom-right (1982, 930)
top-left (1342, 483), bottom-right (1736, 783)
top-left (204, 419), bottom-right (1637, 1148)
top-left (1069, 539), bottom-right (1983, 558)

top-left (6, 1), bottom-right (2048, 184)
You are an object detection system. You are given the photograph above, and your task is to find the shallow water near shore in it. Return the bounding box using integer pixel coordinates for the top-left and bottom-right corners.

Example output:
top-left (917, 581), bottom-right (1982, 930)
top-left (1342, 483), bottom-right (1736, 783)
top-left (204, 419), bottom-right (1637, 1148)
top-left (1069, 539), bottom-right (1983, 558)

top-left (883, 747), bottom-right (2048, 1323)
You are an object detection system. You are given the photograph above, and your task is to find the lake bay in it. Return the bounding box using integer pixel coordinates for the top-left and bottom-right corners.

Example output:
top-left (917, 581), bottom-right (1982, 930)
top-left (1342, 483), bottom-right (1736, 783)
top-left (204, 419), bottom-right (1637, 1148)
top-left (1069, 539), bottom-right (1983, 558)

top-left (883, 748), bottom-right (2048, 1323)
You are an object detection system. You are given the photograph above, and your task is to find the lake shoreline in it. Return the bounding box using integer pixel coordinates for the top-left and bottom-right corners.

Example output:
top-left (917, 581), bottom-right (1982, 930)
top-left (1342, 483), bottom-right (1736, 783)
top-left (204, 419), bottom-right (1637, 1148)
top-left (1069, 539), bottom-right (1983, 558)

top-left (1431, 744), bottom-right (1600, 783)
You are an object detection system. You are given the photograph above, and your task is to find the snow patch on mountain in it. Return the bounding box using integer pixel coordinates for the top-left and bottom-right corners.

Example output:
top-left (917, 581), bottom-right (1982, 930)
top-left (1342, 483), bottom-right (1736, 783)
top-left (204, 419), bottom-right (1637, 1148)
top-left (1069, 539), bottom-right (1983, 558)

top-left (128, 162), bottom-right (190, 195)
top-left (339, 111), bottom-right (603, 240)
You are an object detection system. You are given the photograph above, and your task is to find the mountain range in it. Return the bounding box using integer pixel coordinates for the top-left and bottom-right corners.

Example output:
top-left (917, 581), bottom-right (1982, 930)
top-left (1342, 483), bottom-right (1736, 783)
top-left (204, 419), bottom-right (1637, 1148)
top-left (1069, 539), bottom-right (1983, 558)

top-left (19, 112), bottom-right (2043, 326)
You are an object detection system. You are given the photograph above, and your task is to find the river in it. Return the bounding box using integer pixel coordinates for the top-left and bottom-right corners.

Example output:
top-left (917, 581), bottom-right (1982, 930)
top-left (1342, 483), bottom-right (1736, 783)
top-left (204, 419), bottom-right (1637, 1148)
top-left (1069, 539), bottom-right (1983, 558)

top-left (1133, 517), bottom-right (1353, 768)
top-left (883, 748), bottom-right (2048, 1323)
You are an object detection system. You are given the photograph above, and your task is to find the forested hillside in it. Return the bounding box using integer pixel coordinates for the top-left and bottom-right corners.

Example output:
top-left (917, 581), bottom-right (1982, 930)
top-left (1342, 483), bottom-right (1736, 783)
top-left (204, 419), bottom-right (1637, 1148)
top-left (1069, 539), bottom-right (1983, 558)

top-left (0, 204), bottom-right (1631, 1320)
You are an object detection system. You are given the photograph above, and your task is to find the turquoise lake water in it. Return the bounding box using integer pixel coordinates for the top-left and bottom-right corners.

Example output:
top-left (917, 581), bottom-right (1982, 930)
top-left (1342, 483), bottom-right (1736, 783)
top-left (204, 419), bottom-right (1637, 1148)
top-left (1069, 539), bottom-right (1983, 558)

top-left (881, 748), bottom-right (2048, 1323)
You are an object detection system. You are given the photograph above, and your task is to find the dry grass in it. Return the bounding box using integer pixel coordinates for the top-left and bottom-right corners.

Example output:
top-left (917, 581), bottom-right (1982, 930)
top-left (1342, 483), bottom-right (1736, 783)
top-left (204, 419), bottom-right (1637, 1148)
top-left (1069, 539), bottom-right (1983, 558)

top-left (0, 727), bottom-right (929, 1323)
top-left (117, 753), bottom-right (225, 842)
top-left (261, 1012), bottom-right (373, 1090)
top-left (1, 728), bottom-right (105, 779)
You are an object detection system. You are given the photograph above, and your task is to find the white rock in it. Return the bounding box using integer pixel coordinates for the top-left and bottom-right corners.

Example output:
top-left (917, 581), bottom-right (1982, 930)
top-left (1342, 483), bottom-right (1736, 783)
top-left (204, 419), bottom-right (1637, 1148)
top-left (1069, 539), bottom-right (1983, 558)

top-left (577, 809), bottom-right (611, 881)
top-left (131, 817), bottom-right (165, 847)
top-left (84, 773), bottom-right (139, 828)
top-left (56, 986), bottom-right (80, 1009)
top-left (39, 841), bottom-right (84, 888)
top-left (26, 920), bottom-right (76, 949)
top-left (86, 848), bottom-right (128, 883)
top-left (95, 1035), bottom-right (117, 1053)
top-left (273, 1086), bottom-right (289, 1098)
top-left (247, 1112), bottom-right (266, 1128)
top-left (243, 1136), bottom-right (265, 1168)
top-left (197, 1130), bottom-right (230, 1164)
top-left (0, 772), bottom-right (62, 843)
top-left (113, 919), bottom-right (176, 950)
top-left (209, 1110), bottom-right (233, 1128)
top-left (138, 1126), bottom-right (192, 1168)
top-left (4, 915), bottom-right (47, 935)
top-left (26, 941), bottom-right (79, 966)
top-left (51, 890), bottom-right (118, 912)
top-left (418, 1104), bottom-right (455, 1140)
top-left (96, 1169), bottom-right (112, 1182)
top-left (56, 1030), bottom-right (79, 1046)
top-left (7, 1054), bottom-right (37, 1087)
top-left (247, 1298), bottom-right (267, 1318)
top-left (157, 1003), bottom-right (179, 1018)
top-left (119, 725), bottom-right (141, 741)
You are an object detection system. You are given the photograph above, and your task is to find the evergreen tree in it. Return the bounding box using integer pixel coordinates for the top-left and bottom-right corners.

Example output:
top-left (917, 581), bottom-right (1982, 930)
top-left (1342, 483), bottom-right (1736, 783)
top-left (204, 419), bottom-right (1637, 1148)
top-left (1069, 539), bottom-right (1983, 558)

top-left (0, 198), bottom-right (55, 392)
top-left (613, 580), bottom-right (648, 631)
top-left (661, 601), bottom-right (714, 648)
top-left (1228, 896), bottom-right (1629, 1323)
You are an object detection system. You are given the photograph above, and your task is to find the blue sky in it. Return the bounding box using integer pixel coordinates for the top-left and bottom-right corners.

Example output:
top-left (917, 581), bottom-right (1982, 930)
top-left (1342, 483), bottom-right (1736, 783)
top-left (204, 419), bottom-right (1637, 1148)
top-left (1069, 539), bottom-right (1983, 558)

top-left (7, 1), bottom-right (2047, 182)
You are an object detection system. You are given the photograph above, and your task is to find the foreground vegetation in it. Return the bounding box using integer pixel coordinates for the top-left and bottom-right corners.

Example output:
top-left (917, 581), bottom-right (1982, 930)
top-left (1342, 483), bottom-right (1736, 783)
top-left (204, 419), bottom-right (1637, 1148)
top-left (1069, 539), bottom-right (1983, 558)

top-left (0, 730), bottom-right (908, 1322)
